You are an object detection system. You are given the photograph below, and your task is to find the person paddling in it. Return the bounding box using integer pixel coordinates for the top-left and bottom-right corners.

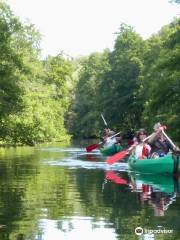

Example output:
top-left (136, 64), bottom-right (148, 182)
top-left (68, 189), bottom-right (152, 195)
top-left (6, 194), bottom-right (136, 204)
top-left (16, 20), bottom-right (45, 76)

top-left (102, 128), bottom-right (122, 148)
top-left (132, 129), bottom-right (151, 159)
top-left (147, 122), bottom-right (180, 158)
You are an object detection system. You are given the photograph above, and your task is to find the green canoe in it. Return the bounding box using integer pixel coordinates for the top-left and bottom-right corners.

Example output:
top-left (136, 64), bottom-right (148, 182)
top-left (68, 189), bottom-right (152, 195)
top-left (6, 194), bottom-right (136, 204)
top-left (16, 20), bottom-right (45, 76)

top-left (128, 154), bottom-right (180, 174)
top-left (129, 173), bottom-right (179, 193)
top-left (100, 144), bottom-right (123, 156)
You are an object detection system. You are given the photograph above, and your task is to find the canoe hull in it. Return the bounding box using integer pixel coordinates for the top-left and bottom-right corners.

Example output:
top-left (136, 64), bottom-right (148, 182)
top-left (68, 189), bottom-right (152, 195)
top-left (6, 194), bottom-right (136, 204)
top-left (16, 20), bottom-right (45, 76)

top-left (129, 173), bottom-right (178, 193)
top-left (100, 144), bottom-right (123, 156)
top-left (128, 154), bottom-right (180, 174)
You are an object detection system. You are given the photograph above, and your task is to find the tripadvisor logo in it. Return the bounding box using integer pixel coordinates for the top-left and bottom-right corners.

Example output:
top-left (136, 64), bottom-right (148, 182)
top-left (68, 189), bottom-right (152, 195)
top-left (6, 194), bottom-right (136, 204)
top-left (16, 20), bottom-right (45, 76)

top-left (135, 227), bottom-right (143, 236)
top-left (135, 226), bottom-right (173, 235)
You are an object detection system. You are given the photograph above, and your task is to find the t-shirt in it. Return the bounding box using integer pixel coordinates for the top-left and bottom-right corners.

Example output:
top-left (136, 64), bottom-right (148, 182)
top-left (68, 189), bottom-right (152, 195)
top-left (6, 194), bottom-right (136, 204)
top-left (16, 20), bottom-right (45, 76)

top-left (134, 143), bottom-right (151, 159)
top-left (104, 137), bottom-right (117, 147)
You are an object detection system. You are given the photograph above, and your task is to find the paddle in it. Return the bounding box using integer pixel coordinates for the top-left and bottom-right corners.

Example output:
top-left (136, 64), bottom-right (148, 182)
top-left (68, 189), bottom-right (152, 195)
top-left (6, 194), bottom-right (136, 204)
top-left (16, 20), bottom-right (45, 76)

top-left (106, 171), bottom-right (128, 185)
top-left (101, 113), bottom-right (108, 127)
top-left (106, 133), bottom-right (154, 165)
top-left (86, 143), bottom-right (102, 152)
top-left (106, 145), bottom-right (135, 165)
top-left (86, 114), bottom-right (109, 152)
top-left (86, 131), bottom-right (121, 152)
top-left (162, 129), bottom-right (177, 149)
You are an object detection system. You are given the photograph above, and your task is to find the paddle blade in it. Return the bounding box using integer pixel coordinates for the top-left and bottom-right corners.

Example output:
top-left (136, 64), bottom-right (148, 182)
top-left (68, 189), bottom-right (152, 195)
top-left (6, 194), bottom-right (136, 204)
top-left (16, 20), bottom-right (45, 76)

top-left (106, 171), bottom-right (128, 185)
top-left (86, 143), bottom-right (99, 152)
top-left (106, 150), bottom-right (128, 164)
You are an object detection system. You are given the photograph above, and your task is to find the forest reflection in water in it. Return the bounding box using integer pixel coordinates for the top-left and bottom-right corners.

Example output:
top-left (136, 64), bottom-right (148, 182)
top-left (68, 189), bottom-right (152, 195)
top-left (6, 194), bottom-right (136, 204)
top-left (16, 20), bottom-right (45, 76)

top-left (0, 143), bottom-right (179, 240)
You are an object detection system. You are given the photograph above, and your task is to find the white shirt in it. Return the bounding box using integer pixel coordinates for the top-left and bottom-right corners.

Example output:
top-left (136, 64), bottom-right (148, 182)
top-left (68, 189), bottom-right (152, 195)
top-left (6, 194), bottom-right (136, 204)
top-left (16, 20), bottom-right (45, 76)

top-left (104, 137), bottom-right (117, 147)
top-left (134, 143), bottom-right (151, 159)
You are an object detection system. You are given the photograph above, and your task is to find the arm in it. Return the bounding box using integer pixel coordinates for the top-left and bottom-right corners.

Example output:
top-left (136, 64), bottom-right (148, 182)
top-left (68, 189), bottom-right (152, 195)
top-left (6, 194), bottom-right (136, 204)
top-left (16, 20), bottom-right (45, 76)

top-left (147, 127), bottom-right (165, 144)
top-left (162, 130), bottom-right (180, 153)
top-left (147, 132), bottom-right (159, 144)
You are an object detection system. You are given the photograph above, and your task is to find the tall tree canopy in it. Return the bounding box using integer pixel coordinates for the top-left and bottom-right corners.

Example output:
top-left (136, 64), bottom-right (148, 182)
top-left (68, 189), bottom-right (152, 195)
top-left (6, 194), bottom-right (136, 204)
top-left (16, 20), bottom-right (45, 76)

top-left (69, 20), bottom-right (180, 141)
top-left (0, 1), bottom-right (26, 116)
top-left (98, 24), bottom-right (145, 132)
top-left (0, 2), bottom-right (72, 145)
top-left (71, 52), bottom-right (110, 137)
top-left (140, 18), bottom-right (180, 140)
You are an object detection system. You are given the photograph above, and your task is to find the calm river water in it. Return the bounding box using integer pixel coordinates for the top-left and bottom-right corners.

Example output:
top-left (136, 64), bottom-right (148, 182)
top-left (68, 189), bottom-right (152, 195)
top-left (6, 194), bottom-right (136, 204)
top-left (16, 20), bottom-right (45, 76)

top-left (0, 142), bottom-right (179, 240)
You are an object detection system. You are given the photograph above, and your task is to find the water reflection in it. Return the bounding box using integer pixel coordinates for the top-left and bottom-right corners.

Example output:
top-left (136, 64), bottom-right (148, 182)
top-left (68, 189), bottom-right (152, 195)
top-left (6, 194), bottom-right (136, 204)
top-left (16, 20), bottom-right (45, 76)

top-left (106, 170), bottom-right (179, 215)
top-left (0, 144), bottom-right (179, 240)
top-left (37, 217), bottom-right (117, 240)
top-left (105, 170), bottom-right (180, 239)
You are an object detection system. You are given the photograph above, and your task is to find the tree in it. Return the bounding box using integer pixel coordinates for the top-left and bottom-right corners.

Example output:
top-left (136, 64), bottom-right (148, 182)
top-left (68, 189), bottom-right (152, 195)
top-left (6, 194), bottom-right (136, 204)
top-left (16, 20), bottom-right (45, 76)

top-left (98, 24), bottom-right (145, 132)
top-left (0, 2), bottom-right (25, 117)
top-left (71, 51), bottom-right (110, 137)
top-left (0, 2), bottom-right (72, 145)
top-left (141, 18), bottom-right (180, 140)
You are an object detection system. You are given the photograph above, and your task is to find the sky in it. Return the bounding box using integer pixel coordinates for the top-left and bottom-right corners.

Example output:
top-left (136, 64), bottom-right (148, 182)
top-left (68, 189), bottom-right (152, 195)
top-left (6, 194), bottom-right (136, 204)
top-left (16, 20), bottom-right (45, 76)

top-left (6, 0), bottom-right (180, 59)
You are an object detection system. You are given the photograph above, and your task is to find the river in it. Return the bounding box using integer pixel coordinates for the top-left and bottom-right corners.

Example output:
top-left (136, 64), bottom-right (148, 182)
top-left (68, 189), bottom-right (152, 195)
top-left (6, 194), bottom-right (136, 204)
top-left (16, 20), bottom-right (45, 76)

top-left (0, 142), bottom-right (179, 240)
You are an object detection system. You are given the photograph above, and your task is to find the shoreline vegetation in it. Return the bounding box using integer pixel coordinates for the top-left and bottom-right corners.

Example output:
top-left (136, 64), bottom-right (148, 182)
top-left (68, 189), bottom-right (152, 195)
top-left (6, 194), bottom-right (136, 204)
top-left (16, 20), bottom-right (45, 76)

top-left (0, 1), bottom-right (179, 147)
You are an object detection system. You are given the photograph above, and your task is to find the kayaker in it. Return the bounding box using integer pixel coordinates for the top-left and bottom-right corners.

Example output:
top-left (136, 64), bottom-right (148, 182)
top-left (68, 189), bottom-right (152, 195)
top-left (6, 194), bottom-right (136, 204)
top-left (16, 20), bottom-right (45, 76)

top-left (102, 128), bottom-right (116, 147)
top-left (133, 129), bottom-right (151, 159)
top-left (102, 128), bottom-right (122, 148)
top-left (147, 122), bottom-right (179, 158)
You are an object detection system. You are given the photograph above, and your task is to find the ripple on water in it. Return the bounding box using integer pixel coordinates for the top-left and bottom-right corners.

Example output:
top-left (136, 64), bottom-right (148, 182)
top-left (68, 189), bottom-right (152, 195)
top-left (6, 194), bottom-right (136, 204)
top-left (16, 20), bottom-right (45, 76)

top-left (43, 157), bottom-right (128, 171)
top-left (39, 147), bottom-right (94, 154)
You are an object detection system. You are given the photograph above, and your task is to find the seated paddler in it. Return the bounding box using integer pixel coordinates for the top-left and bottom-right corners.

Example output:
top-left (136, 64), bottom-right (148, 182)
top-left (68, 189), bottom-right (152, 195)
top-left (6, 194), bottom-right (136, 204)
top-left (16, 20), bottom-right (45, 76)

top-left (147, 123), bottom-right (180, 158)
top-left (132, 129), bottom-right (151, 159)
top-left (102, 128), bottom-right (122, 148)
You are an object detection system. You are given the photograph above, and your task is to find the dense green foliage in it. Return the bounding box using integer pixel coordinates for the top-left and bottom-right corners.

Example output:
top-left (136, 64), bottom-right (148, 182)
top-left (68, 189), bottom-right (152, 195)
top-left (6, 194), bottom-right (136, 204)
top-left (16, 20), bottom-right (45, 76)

top-left (0, 1), bottom-right (179, 144)
top-left (0, 1), bottom-right (72, 145)
top-left (70, 52), bottom-right (110, 137)
top-left (140, 19), bottom-right (180, 139)
top-left (98, 24), bottom-right (145, 132)
top-left (70, 21), bottom-right (180, 141)
top-left (0, 1), bottom-right (24, 117)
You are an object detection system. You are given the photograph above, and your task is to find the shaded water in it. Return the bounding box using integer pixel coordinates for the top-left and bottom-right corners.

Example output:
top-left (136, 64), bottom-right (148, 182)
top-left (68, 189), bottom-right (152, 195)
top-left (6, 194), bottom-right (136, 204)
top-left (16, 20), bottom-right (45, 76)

top-left (0, 143), bottom-right (179, 240)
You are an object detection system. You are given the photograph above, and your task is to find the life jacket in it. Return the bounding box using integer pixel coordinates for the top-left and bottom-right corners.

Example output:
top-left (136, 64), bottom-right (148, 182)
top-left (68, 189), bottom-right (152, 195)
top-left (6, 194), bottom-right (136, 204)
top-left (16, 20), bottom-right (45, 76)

top-left (128, 139), bottom-right (134, 146)
top-left (134, 143), bottom-right (151, 159)
top-left (142, 144), bottom-right (150, 159)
